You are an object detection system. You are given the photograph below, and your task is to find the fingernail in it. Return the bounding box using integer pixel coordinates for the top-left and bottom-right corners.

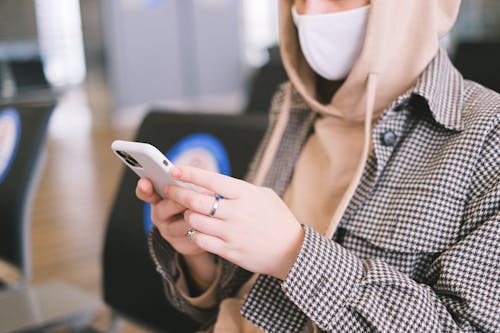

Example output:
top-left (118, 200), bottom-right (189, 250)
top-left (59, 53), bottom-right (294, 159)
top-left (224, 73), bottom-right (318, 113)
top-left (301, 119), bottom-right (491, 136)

top-left (171, 168), bottom-right (181, 178)
top-left (140, 181), bottom-right (147, 192)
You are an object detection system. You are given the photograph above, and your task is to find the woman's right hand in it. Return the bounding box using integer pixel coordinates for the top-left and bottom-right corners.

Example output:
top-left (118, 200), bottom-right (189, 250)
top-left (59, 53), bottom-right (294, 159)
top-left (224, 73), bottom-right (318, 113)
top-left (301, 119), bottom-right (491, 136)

top-left (135, 178), bottom-right (206, 256)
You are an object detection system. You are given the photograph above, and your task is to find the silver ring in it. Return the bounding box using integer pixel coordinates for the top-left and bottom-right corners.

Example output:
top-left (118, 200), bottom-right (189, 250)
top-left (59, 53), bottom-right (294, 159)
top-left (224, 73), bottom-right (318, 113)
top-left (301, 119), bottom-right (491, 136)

top-left (186, 228), bottom-right (196, 241)
top-left (209, 196), bottom-right (220, 217)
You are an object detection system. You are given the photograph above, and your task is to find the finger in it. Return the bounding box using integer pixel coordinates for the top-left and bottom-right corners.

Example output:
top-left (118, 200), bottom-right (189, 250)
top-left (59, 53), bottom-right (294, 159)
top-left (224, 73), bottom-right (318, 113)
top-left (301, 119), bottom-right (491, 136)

top-left (184, 210), bottom-right (226, 240)
top-left (136, 178), bottom-right (162, 204)
top-left (163, 184), bottom-right (214, 197)
top-left (172, 165), bottom-right (248, 199)
top-left (191, 232), bottom-right (226, 257)
top-left (166, 186), bottom-right (230, 219)
top-left (154, 199), bottom-right (186, 221)
top-left (157, 218), bottom-right (189, 238)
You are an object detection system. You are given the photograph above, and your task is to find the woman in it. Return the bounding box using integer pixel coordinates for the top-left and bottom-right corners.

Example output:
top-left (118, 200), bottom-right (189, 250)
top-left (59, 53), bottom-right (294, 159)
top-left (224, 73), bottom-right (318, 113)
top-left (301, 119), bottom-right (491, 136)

top-left (136, 0), bottom-right (499, 332)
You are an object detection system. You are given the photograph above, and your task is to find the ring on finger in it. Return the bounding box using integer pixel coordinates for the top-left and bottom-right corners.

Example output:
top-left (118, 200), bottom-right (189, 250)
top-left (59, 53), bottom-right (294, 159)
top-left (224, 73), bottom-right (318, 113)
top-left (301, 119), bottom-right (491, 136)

top-left (208, 195), bottom-right (221, 217)
top-left (186, 228), bottom-right (196, 241)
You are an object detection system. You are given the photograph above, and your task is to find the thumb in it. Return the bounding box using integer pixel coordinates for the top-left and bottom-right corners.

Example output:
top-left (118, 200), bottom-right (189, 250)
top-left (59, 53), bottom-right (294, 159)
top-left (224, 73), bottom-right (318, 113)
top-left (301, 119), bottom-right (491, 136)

top-left (136, 178), bottom-right (162, 204)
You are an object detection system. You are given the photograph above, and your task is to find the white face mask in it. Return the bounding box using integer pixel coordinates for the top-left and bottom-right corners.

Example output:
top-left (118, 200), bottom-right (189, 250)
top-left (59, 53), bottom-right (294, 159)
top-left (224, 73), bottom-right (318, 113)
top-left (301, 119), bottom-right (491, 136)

top-left (292, 5), bottom-right (370, 81)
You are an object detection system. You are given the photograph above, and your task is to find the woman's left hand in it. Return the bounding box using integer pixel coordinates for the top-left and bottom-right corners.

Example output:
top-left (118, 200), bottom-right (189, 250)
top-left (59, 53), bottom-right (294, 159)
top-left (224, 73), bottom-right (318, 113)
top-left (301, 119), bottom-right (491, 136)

top-left (165, 165), bottom-right (305, 280)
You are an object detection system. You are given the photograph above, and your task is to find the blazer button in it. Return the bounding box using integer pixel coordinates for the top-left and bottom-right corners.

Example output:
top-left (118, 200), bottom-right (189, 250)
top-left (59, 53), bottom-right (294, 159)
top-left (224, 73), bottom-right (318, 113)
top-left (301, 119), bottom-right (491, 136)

top-left (382, 130), bottom-right (397, 147)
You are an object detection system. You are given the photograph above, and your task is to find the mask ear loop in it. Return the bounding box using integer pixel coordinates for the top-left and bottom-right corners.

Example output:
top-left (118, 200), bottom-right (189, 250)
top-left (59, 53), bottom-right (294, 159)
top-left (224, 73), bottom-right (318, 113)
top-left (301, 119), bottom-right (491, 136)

top-left (325, 73), bottom-right (379, 238)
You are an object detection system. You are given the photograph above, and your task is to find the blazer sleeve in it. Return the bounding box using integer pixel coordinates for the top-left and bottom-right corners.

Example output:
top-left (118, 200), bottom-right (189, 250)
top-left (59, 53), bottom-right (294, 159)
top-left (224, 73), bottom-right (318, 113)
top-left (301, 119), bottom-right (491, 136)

top-left (148, 227), bottom-right (253, 324)
top-left (281, 122), bottom-right (500, 332)
top-left (146, 85), bottom-right (286, 324)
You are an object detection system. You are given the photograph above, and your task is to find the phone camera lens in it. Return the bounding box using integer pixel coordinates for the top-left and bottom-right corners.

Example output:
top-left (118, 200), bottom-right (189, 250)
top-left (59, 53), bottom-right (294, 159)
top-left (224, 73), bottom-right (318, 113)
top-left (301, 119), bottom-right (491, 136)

top-left (127, 156), bottom-right (142, 168)
top-left (116, 150), bottom-right (142, 168)
top-left (125, 158), bottom-right (135, 166)
top-left (116, 150), bottom-right (128, 159)
top-left (130, 157), bottom-right (138, 165)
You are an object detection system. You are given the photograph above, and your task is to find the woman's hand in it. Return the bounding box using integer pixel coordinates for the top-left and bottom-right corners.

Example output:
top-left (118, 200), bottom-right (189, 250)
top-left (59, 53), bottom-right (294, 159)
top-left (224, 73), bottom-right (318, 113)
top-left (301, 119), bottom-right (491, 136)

top-left (166, 166), bottom-right (305, 280)
top-left (135, 178), bottom-right (206, 257)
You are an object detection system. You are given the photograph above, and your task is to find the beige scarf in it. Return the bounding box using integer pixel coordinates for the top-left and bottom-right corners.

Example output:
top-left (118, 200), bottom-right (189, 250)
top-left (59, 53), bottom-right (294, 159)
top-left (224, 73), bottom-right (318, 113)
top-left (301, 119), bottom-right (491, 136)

top-left (193, 1), bottom-right (461, 332)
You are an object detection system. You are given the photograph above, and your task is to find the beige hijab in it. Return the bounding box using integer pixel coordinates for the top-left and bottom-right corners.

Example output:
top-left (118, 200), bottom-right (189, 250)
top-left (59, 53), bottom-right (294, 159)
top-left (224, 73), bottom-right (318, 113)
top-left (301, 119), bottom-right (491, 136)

top-left (210, 1), bottom-right (462, 332)
top-left (254, 0), bottom-right (461, 238)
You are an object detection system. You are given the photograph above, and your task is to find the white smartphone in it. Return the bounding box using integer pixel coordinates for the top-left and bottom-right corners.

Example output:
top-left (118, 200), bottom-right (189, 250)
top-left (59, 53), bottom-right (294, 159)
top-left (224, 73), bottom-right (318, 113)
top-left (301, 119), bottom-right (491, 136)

top-left (111, 140), bottom-right (197, 198)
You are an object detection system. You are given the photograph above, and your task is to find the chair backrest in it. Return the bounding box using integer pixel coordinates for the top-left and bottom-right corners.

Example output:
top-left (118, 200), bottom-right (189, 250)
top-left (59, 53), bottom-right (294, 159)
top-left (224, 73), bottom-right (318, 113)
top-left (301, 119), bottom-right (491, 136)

top-left (103, 111), bottom-right (268, 332)
top-left (0, 100), bottom-right (53, 288)
top-left (244, 45), bottom-right (288, 114)
top-left (453, 41), bottom-right (500, 93)
top-left (10, 59), bottom-right (50, 93)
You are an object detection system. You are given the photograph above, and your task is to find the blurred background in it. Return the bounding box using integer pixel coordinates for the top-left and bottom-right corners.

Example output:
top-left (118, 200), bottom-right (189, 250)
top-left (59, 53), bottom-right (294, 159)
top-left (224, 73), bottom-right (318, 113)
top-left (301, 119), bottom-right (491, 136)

top-left (0, 0), bottom-right (498, 332)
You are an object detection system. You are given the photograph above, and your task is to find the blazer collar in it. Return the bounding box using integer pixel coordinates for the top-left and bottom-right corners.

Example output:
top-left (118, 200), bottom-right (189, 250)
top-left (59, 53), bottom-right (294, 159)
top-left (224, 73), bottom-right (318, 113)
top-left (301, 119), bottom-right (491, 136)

top-left (399, 48), bottom-right (465, 131)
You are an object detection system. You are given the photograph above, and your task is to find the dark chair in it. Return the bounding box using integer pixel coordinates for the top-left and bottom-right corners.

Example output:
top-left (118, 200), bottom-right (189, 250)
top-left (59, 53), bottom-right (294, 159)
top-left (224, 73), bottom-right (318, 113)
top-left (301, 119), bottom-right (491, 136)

top-left (0, 100), bottom-right (53, 289)
top-left (0, 100), bottom-right (100, 333)
top-left (103, 111), bottom-right (269, 332)
top-left (10, 59), bottom-right (50, 93)
top-left (244, 45), bottom-right (288, 114)
top-left (452, 41), bottom-right (500, 93)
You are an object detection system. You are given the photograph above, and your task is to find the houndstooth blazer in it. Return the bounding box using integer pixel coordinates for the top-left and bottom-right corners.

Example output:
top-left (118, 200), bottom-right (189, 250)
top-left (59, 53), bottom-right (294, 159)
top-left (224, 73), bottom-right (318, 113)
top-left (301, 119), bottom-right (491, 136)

top-left (149, 49), bottom-right (500, 332)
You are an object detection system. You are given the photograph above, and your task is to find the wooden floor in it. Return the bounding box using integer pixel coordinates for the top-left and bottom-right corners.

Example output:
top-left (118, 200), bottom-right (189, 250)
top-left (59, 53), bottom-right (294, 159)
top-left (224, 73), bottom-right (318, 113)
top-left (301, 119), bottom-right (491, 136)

top-left (28, 116), bottom-right (149, 331)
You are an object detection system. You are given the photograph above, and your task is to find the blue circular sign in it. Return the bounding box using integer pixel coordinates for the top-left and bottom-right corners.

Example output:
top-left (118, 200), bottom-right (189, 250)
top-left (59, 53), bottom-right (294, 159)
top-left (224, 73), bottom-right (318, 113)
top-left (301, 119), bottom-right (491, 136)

top-left (143, 133), bottom-right (231, 234)
top-left (0, 108), bottom-right (21, 184)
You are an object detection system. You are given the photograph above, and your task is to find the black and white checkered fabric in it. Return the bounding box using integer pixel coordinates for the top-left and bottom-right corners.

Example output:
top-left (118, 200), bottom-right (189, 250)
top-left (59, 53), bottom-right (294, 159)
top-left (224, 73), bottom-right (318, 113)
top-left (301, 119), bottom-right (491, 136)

top-left (149, 49), bottom-right (500, 332)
